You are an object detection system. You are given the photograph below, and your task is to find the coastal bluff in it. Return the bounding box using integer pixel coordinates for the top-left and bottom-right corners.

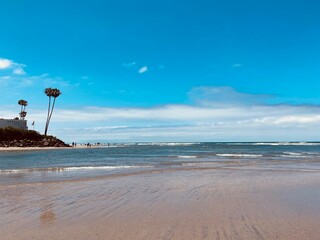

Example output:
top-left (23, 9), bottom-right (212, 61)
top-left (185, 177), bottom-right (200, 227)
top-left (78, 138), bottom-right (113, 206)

top-left (0, 127), bottom-right (69, 148)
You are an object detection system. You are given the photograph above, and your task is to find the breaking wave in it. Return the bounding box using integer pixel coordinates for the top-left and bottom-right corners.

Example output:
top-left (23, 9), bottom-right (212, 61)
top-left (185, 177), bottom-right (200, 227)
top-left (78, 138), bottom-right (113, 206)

top-left (0, 165), bottom-right (150, 174)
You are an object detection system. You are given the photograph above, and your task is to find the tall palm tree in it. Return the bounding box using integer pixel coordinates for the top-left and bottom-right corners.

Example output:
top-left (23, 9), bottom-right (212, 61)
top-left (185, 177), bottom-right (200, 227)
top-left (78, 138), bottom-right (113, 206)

top-left (19, 111), bottom-right (27, 119)
top-left (44, 88), bottom-right (61, 135)
top-left (18, 99), bottom-right (28, 119)
top-left (44, 88), bottom-right (53, 135)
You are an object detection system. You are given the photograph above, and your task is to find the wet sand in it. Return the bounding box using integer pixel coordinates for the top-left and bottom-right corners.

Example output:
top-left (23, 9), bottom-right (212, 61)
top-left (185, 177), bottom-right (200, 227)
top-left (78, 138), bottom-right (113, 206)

top-left (1, 167), bottom-right (320, 240)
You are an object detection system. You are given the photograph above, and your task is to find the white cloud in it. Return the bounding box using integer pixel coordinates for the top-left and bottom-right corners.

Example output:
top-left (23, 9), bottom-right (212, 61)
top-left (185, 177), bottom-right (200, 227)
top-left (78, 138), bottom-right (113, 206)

top-left (123, 62), bottom-right (151, 74)
top-left (51, 114), bottom-right (320, 142)
top-left (232, 63), bottom-right (242, 67)
top-left (0, 56), bottom-right (71, 92)
top-left (27, 105), bottom-right (319, 124)
top-left (0, 57), bottom-right (26, 73)
top-left (0, 74), bottom-right (70, 91)
top-left (13, 67), bottom-right (26, 75)
top-left (1, 85), bottom-right (320, 142)
top-left (3, 100), bottom-right (319, 142)
top-left (138, 66), bottom-right (148, 74)
top-left (0, 58), bottom-right (13, 69)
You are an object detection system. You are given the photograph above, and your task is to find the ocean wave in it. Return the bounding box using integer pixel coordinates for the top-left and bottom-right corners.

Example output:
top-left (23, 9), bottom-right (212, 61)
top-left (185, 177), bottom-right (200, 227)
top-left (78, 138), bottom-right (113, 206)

top-left (283, 152), bottom-right (304, 156)
top-left (279, 152), bottom-right (320, 158)
top-left (119, 142), bottom-right (200, 147)
top-left (177, 155), bottom-right (197, 159)
top-left (253, 142), bottom-right (320, 146)
top-left (182, 162), bottom-right (217, 166)
top-left (279, 155), bottom-right (312, 159)
top-left (0, 165), bottom-right (150, 174)
top-left (216, 154), bottom-right (263, 158)
top-left (146, 142), bottom-right (200, 146)
top-left (181, 161), bottom-right (242, 166)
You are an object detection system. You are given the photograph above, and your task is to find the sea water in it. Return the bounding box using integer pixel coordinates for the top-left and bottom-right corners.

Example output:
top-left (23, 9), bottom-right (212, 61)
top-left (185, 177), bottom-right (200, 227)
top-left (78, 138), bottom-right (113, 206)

top-left (1, 142), bottom-right (320, 184)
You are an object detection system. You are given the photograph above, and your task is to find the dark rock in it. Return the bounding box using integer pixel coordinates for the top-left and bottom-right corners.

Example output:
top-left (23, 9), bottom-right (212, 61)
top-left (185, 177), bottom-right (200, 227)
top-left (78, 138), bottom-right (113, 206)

top-left (0, 127), bottom-right (69, 148)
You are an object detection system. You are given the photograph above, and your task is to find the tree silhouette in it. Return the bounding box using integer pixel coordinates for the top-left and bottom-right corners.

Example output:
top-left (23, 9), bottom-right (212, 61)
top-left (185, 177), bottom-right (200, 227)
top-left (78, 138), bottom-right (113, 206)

top-left (18, 99), bottom-right (28, 120)
top-left (44, 88), bottom-right (61, 135)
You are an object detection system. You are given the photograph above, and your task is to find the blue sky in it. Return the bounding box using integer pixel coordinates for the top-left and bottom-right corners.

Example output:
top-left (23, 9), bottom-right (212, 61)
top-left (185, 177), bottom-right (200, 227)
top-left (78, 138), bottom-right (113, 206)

top-left (1, 0), bottom-right (320, 142)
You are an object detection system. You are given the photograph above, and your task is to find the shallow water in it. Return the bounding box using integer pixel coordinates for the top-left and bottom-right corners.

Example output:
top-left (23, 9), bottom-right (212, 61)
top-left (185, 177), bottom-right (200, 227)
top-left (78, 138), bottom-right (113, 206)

top-left (1, 142), bottom-right (320, 239)
top-left (1, 142), bottom-right (320, 184)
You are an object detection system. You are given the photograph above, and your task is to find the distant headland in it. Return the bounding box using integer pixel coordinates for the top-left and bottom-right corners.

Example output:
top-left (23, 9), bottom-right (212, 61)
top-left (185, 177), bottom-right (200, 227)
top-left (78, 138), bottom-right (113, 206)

top-left (0, 127), bottom-right (69, 148)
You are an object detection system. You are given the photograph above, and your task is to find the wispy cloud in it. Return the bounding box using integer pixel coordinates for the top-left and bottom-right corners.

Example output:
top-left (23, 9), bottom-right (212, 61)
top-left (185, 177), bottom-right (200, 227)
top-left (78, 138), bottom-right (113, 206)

top-left (0, 56), bottom-right (71, 92)
top-left (122, 61), bottom-right (137, 68)
top-left (122, 62), bottom-right (150, 74)
top-left (3, 101), bottom-right (320, 142)
top-left (0, 74), bottom-right (70, 91)
top-left (232, 63), bottom-right (242, 67)
top-left (0, 57), bottom-right (26, 75)
top-left (188, 86), bottom-right (272, 106)
top-left (3, 104), bottom-right (320, 142)
top-left (12, 67), bottom-right (26, 75)
top-left (1, 80), bottom-right (319, 142)
top-left (138, 66), bottom-right (148, 74)
top-left (2, 87), bottom-right (319, 142)
top-left (24, 104), bottom-right (319, 124)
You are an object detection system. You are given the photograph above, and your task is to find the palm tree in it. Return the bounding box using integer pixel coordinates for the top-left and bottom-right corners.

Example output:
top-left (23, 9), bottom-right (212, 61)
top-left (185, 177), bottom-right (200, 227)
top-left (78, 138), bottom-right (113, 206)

top-left (44, 88), bottom-right (61, 135)
top-left (19, 111), bottom-right (27, 119)
top-left (18, 99), bottom-right (28, 119)
top-left (44, 88), bottom-right (53, 135)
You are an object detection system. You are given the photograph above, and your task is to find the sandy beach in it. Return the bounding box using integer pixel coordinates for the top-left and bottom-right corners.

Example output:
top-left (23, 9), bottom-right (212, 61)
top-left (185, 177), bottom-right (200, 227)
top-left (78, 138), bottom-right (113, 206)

top-left (1, 167), bottom-right (320, 240)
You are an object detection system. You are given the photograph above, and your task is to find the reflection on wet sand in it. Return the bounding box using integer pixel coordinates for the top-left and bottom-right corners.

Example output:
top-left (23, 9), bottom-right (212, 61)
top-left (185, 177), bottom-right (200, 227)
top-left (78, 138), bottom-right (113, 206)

top-left (39, 198), bottom-right (56, 224)
top-left (40, 210), bottom-right (56, 224)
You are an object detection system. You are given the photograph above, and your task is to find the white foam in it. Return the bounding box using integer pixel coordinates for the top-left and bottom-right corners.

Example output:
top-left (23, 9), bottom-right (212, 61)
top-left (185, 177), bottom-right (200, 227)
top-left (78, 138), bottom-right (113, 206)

top-left (279, 155), bottom-right (311, 158)
top-left (120, 142), bottom-right (200, 147)
top-left (216, 154), bottom-right (262, 158)
top-left (182, 161), bottom-right (241, 166)
top-left (0, 165), bottom-right (149, 174)
top-left (63, 165), bottom-right (142, 171)
top-left (283, 152), bottom-right (303, 156)
top-left (253, 142), bottom-right (320, 146)
top-left (182, 162), bottom-right (217, 166)
top-left (177, 155), bottom-right (197, 159)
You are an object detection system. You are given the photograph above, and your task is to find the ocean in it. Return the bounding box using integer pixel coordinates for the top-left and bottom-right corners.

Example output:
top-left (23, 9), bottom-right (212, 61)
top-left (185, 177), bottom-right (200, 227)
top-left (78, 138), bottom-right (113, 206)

top-left (1, 142), bottom-right (320, 184)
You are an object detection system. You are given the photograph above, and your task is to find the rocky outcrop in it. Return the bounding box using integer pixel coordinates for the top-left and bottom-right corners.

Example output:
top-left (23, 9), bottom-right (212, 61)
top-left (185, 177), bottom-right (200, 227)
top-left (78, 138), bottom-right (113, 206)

top-left (0, 137), bottom-right (69, 148)
top-left (0, 127), bottom-right (69, 148)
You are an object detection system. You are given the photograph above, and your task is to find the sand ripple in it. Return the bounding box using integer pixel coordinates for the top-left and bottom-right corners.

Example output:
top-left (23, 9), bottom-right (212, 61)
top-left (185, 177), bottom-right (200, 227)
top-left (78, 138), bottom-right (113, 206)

top-left (1, 168), bottom-right (320, 239)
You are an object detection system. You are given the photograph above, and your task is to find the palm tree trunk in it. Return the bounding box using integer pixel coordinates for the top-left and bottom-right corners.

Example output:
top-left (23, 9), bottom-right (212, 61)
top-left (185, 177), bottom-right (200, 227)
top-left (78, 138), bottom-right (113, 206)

top-left (20, 105), bottom-right (23, 119)
top-left (44, 97), bottom-right (52, 135)
top-left (48, 98), bottom-right (56, 123)
top-left (46, 97), bottom-right (56, 135)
